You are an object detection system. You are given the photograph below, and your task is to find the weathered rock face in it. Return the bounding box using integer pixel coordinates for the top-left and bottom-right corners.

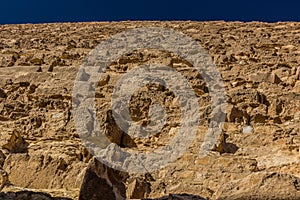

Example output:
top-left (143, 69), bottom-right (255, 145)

top-left (0, 21), bottom-right (300, 199)
top-left (79, 158), bottom-right (128, 200)
top-left (0, 191), bottom-right (72, 200)
top-left (213, 172), bottom-right (300, 200)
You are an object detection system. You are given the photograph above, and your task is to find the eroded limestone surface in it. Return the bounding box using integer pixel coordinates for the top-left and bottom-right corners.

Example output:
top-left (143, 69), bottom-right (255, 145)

top-left (0, 21), bottom-right (300, 199)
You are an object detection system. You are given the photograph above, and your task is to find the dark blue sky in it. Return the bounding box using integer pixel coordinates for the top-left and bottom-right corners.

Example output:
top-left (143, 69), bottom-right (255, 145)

top-left (0, 0), bottom-right (300, 24)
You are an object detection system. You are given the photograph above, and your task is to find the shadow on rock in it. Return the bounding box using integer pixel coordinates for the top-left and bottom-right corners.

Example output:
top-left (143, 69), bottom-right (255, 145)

top-left (144, 193), bottom-right (208, 200)
top-left (79, 158), bottom-right (128, 200)
top-left (0, 191), bottom-right (72, 200)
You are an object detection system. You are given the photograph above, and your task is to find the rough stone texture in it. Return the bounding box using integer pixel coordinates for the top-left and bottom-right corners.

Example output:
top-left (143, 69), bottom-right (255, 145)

top-left (79, 158), bottom-right (128, 200)
top-left (213, 172), bottom-right (300, 200)
top-left (0, 191), bottom-right (72, 200)
top-left (0, 21), bottom-right (300, 199)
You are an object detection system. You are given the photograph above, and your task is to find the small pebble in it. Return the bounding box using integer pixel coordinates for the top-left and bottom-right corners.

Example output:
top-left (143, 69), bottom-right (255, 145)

top-left (242, 126), bottom-right (254, 134)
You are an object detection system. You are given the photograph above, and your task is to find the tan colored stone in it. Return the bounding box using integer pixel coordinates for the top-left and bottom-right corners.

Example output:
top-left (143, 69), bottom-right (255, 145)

top-left (249, 72), bottom-right (281, 84)
top-left (213, 172), bottom-right (300, 199)
top-left (0, 168), bottom-right (8, 191)
top-left (0, 129), bottom-right (27, 153)
top-left (293, 81), bottom-right (300, 93)
top-left (0, 21), bottom-right (300, 200)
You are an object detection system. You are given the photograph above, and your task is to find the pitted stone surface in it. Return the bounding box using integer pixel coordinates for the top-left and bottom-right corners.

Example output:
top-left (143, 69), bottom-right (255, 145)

top-left (0, 21), bottom-right (300, 199)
